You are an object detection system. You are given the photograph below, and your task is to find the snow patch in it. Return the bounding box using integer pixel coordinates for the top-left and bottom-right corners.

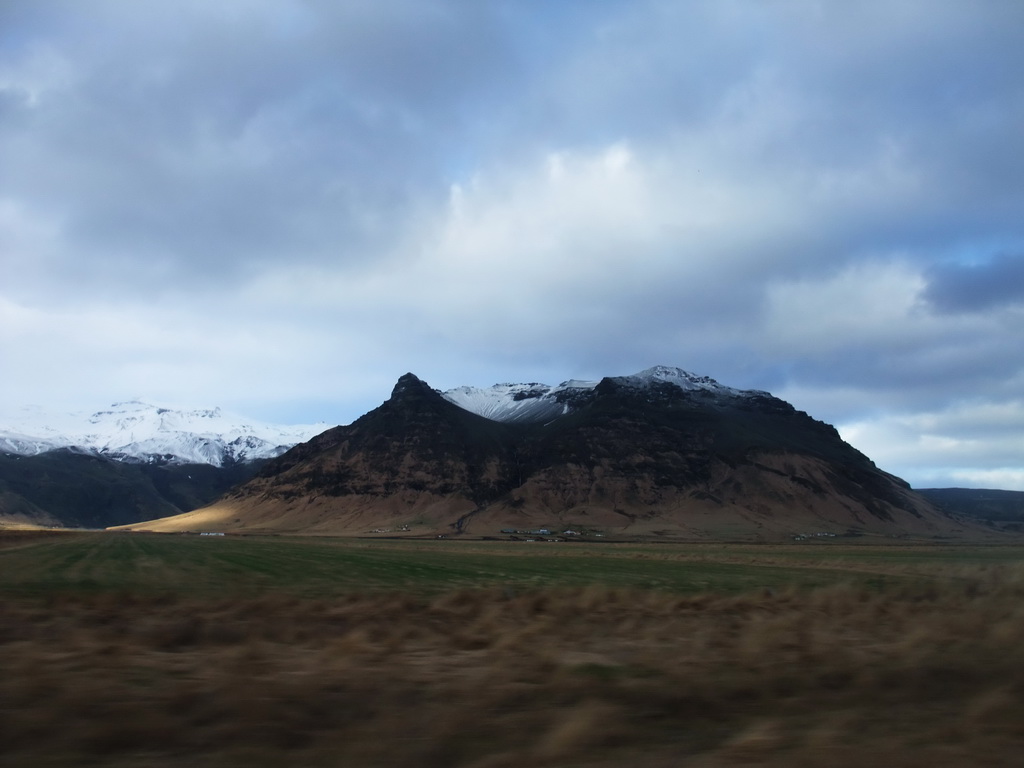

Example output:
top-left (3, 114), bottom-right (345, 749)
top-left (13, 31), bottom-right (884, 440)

top-left (609, 365), bottom-right (768, 397)
top-left (442, 378), bottom-right (598, 424)
top-left (0, 401), bottom-right (327, 466)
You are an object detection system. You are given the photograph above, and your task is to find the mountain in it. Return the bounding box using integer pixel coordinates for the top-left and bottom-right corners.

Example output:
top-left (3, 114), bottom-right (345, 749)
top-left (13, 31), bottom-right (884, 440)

top-left (918, 488), bottom-right (1024, 532)
top-left (0, 450), bottom-right (266, 530)
top-left (0, 402), bottom-right (326, 529)
top-left (0, 401), bottom-right (325, 466)
top-left (127, 367), bottom-right (974, 540)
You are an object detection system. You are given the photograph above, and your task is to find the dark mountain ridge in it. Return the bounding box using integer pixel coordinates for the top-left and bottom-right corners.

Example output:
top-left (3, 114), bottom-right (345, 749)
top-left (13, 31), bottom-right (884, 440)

top-left (918, 488), bottom-right (1024, 531)
top-left (132, 370), bottom-right (973, 540)
top-left (0, 449), bottom-right (264, 530)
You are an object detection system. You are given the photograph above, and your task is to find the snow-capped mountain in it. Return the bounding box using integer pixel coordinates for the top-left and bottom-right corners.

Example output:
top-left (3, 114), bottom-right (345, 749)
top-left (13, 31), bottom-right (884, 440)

top-left (0, 401), bottom-right (326, 467)
top-left (442, 365), bottom-right (768, 423)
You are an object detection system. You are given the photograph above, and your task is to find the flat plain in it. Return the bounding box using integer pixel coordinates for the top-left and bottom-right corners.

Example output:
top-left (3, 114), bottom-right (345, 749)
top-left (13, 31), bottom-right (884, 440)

top-left (3, 531), bottom-right (1024, 766)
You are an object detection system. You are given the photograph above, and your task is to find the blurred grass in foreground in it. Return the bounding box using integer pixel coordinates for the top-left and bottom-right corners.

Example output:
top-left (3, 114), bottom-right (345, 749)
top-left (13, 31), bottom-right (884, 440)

top-left (3, 531), bottom-right (1024, 766)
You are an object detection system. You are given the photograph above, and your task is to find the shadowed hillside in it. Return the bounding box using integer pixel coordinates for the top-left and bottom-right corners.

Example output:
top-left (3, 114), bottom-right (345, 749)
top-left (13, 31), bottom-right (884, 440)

top-left (918, 488), bottom-right (1024, 531)
top-left (0, 450), bottom-right (262, 529)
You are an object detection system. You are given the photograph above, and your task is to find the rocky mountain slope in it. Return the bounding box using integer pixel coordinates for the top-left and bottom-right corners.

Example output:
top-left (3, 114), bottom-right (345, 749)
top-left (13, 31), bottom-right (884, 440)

top-left (918, 488), bottom-right (1024, 532)
top-left (0, 450), bottom-right (265, 530)
top-left (131, 367), bottom-right (972, 540)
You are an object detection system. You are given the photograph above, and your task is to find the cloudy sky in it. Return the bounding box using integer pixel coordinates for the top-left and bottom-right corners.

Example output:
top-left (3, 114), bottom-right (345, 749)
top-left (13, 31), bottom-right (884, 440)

top-left (2, 1), bottom-right (1022, 489)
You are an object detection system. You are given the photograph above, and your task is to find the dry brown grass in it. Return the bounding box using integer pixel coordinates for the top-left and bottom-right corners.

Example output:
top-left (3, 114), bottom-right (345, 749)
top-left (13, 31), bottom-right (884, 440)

top-left (3, 571), bottom-right (1024, 766)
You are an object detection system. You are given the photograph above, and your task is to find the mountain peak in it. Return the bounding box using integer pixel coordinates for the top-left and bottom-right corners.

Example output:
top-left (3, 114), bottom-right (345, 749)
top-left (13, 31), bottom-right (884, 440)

top-left (627, 365), bottom-right (719, 386)
top-left (605, 365), bottom-right (769, 398)
top-left (390, 372), bottom-right (437, 400)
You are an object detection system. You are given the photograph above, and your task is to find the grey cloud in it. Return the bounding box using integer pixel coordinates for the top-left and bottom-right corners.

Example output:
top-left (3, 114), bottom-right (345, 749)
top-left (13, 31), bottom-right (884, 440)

top-left (0, 1), bottom-right (524, 300)
top-left (925, 254), bottom-right (1024, 313)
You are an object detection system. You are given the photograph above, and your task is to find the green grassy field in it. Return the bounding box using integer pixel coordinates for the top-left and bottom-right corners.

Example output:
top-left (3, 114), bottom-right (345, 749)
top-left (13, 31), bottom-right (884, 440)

top-left (4, 530), bottom-right (1022, 597)
top-left (4, 531), bottom-right (1024, 767)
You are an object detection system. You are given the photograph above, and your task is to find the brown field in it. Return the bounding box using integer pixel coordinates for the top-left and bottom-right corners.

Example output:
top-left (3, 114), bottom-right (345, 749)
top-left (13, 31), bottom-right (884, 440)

top-left (3, 535), bottom-right (1024, 766)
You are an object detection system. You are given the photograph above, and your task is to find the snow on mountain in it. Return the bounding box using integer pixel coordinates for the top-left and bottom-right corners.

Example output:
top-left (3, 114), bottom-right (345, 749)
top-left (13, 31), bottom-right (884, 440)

top-left (608, 365), bottom-right (769, 397)
top-left (442, 366), bottom-right (768, 424)
top-left (442, 379), bottom-right (599, 424)
top-left (0, 401), bottom-right (327, 466)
